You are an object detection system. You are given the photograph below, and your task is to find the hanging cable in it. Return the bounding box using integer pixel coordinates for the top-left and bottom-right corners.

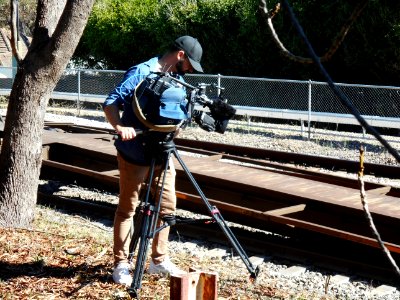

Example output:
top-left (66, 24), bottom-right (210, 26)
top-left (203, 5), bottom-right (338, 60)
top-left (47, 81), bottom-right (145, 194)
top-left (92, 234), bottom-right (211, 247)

top-left (281, 0), bottom-right (400, 164)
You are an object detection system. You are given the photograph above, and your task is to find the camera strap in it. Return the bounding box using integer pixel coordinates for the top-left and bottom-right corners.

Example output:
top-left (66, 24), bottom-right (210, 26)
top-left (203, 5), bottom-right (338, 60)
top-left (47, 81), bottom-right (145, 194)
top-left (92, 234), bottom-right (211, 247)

top-left (132, 80), bottom-right (183, 133)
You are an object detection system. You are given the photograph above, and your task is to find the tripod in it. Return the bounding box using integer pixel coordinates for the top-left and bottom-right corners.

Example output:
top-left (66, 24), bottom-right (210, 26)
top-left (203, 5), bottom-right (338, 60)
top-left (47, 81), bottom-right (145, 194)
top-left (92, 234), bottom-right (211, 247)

top-left (126, 139), bottom-right (260, 298)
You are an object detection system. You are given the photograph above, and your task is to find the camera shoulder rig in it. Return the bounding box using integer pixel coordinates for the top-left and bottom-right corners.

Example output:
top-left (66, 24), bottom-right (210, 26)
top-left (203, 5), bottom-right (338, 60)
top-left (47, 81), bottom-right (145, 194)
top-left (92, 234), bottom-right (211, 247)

top-left (132, 74), bottom-right (187, 133)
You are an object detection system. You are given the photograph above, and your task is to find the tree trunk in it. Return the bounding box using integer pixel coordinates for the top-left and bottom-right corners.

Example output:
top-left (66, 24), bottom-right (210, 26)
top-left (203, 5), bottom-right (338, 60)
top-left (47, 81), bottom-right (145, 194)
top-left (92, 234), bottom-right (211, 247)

top-left (0, 0), bottom-right (95, 228)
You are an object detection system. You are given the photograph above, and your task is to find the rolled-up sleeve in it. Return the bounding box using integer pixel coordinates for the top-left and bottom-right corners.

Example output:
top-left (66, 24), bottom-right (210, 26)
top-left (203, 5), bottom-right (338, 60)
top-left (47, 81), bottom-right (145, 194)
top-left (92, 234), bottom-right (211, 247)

top-left (103, 66), bottom-right (147, 108)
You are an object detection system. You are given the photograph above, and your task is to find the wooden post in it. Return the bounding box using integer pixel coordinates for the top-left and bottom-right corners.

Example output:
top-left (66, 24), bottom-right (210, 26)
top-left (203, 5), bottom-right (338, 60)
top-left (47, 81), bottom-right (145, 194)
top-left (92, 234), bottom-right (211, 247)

top-left (170, 269), bottom-right (218, 300)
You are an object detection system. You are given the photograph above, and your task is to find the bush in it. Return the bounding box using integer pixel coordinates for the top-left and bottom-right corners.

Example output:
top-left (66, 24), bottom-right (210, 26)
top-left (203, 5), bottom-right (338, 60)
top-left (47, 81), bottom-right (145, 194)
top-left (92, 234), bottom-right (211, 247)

top-left (74, 0), bottom-right (275, 77)
top-left (74, 0), bottom-right (400, 85)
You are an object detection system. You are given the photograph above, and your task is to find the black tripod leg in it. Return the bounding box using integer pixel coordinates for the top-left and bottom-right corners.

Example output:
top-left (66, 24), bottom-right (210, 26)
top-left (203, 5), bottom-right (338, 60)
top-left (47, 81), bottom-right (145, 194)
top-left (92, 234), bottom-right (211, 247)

top-left (172, 148), bottom-right (260, 279)
top-left (128, 152), bottom-right (174, 297)
top-left (128, 204), bottom-right (145, 262)
top-left (210, 207), bottom-right (260, 279)
top-left (127, 158), bottom-right (159, 298)
top-left (128, 204), bottom-right (156, 297)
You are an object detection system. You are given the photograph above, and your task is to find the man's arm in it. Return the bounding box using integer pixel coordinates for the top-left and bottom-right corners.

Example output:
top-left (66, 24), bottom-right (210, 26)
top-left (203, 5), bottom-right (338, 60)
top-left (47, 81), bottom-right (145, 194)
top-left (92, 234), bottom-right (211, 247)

top-left (104, 105), bottom-right (136, 141)
top-left (103, 65), bottom-right (147, 141)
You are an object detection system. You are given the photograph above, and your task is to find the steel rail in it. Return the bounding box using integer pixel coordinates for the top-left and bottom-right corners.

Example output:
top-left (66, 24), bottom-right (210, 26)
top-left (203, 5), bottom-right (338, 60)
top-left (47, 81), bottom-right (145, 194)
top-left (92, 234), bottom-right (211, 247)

top-left (174, 138), bottom-right (400, 180)
top-left (39, 129), bottom-right (400, 243)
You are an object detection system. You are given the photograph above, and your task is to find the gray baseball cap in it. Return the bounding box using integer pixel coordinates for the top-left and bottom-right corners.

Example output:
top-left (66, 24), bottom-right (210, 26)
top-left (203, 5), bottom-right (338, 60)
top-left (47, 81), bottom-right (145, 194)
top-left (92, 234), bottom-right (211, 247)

top-left (174, 36), bottom-right (204, 73)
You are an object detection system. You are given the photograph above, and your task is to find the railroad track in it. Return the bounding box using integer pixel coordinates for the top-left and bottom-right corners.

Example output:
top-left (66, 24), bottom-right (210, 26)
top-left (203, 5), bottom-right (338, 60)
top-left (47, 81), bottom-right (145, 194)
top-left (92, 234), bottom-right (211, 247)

top-left (34, 123), bottom-right (400, 286)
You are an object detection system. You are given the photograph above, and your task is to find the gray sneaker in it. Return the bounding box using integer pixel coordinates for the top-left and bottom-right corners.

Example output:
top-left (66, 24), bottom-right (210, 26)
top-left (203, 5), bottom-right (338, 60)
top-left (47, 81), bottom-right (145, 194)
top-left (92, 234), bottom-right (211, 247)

top-left (112, 262), bottom-right (132, 286)
top-left (148, 257), bottom-right (185, 275)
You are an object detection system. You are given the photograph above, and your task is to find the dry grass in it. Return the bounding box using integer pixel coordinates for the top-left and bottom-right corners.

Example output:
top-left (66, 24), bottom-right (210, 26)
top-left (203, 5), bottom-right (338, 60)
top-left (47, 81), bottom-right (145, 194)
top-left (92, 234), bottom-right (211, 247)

top-left (0, 206), bottom-right (127, 299)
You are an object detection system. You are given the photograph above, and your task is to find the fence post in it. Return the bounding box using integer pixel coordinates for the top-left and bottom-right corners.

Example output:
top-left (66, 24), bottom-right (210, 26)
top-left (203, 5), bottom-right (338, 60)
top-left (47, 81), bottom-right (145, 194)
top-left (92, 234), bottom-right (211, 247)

top-left (77, 68), bottom-right (81, 116)
top-left (308, 79), bottom-right (312, 140)
top-left (217, 74), bottom-right (221, 97)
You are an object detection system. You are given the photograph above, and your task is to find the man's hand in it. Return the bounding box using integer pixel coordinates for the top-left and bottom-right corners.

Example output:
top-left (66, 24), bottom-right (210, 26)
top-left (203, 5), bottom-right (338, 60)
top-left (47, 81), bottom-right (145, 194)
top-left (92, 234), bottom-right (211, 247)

top-left (115, 125), bottom-right (136, 141)
top-left (104, 105), bottom-right (136, 141)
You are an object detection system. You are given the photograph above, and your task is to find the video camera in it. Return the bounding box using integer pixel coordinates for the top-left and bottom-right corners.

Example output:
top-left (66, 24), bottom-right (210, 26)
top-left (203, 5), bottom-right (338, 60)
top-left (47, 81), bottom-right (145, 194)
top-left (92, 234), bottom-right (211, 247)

top-left (139, 72), bottom-right (236, 134)
top-left (188, 82), bottom-right (236, 133)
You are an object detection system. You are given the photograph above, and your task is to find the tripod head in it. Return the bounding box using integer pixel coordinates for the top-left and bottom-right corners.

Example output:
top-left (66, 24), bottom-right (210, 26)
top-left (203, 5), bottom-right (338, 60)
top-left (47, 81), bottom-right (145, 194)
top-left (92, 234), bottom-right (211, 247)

top-left (113, 128), bottom-right (177, 163)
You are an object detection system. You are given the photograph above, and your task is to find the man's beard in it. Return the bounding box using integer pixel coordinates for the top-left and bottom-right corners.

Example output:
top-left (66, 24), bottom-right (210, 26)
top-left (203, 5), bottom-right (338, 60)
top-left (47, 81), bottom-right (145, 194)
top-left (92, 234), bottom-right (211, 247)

top-left (175, 60), bottom-right (186, 76)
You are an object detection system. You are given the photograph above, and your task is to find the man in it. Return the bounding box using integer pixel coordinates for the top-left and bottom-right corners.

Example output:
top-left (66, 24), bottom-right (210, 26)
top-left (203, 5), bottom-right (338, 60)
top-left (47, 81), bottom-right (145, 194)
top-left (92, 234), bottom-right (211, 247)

top-left (103, 36), bottom-right (204, 286)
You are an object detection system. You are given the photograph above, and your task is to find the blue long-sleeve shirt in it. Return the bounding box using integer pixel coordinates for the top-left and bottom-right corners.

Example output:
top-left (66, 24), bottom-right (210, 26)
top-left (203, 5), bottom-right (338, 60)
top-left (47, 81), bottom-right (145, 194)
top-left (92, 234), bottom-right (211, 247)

top-left (103, 57), bottom-right (186, 165)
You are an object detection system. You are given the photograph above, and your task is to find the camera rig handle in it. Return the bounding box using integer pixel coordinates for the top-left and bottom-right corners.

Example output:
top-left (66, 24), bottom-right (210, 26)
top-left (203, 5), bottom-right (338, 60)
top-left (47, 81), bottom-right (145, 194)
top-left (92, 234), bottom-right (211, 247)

top-left (150, 72), bottom-right (224, 103)
top-left (197, 82), bottom-right (225, 93)
top-left (150, 72), bottom-right (215, 116)
top-left (151, 72), bottom-right (196, 90)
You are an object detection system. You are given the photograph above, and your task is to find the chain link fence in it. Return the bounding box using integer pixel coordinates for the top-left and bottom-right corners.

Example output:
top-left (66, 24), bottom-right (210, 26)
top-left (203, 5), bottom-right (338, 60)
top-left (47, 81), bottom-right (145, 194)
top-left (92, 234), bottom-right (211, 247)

top-left (1, 67), bottom-right (400, 130)
top-left (187, 74), bottom-right (400, 118)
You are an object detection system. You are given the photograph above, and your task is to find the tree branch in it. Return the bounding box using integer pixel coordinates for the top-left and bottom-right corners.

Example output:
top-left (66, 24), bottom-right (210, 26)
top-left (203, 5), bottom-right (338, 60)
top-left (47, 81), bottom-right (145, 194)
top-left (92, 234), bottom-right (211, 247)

top-left (322, 0), bottom-right (368, 61)
top-left (259, 0), bottom-right (368, 64)
top-left (10, 0), bottom-right (23, 63)
top-left (29, 0), bottom-right (66, 53)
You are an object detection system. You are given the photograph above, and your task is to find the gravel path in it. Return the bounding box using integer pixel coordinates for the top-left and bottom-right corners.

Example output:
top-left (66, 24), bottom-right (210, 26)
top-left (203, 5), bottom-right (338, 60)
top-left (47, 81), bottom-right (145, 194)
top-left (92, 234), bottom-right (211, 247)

top-left (3, 108), bottom-right (400, 299)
